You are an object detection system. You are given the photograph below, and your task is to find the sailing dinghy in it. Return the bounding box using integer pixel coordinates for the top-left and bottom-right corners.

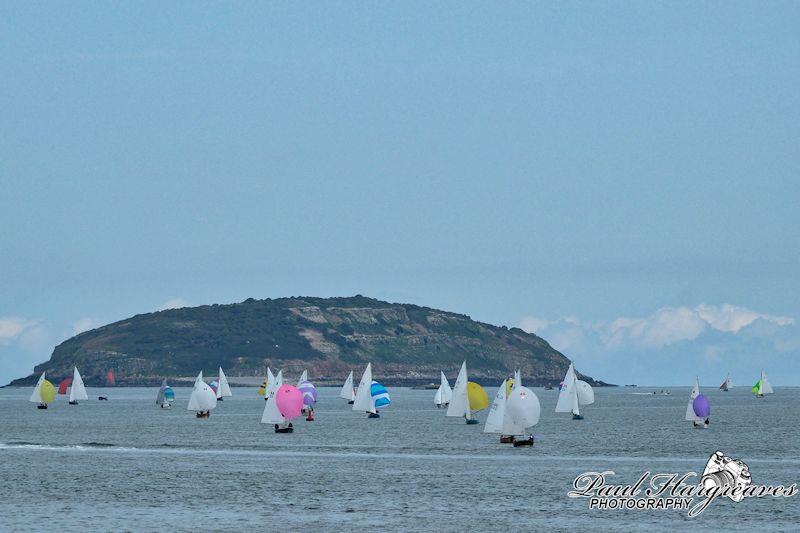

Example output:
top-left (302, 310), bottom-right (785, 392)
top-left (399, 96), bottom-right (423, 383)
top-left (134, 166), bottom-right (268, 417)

top-left (188, 371), bottom-right (217, 418)
top-left (752, 369), bottom-right (774, 398)
top-left (156, 379), bottom-right (175, 408)
top-left (352, 363), bottom-right (391, 418)
top-left (434, 371), bottom-right (453, 408)
top-left (261, 384), bottom-right (303, 432)
top-left (216, 367), bottom-right (233, 401)
top-left (446, 361), bottom-right (489, 424)
top-left (555, 363), bottom-right (594, 420)
top-left (719, 374), bottom-right (732, 391)
top-left (30, 372), bottom-right (56, 409)
top-left (685, 377), bottom-right (710, 428)
top-left (68, 367), bottom-right (89, 405)
top-left (339, 371), bottom-right (356, 404)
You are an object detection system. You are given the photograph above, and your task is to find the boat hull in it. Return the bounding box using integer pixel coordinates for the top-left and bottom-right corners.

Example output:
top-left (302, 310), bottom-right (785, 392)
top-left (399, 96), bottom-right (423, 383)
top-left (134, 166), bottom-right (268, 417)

top-left (499, 435), bottom-right (514, 444)
top-left (275, 427), bottom-right (294, 433)
top-left (513, 437), bottom-right (534, 447)
top-left (69, 401), bottom-right (78, 405)
top-left (37, 404), bottom-right (48, 410)
top-left (195, 412), bottom-right (210, 418)
top-left (465, 418), bottom-right (479, 425)
top-left (572, 414), bottom-right (584, 420)
top-left (367, 412), bottom-right (380, 419)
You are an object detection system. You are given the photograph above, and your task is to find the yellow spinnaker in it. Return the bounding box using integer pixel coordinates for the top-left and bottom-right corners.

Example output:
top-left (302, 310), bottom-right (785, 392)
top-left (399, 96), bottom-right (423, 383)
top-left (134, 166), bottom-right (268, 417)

top-left (257, 378), bottom-right (267, 396)
top-left (40, 380), bottom-right (56, 404)
top-left (505, 378), bottom-right (515, 396)
top-left (467, 382), bottom-right (489, 411)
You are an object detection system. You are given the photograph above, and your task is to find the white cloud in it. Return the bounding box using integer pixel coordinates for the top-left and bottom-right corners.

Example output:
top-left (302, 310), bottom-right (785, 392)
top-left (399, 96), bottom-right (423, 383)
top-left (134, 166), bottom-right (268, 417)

top-left (695, 304), bottom-right (793, 332)
top-left (518, 316), bottom-right (552, 334)
top-left (0, 317), bottom-right (38, 344)
top-left (158, 298), bottom-right (190, 311)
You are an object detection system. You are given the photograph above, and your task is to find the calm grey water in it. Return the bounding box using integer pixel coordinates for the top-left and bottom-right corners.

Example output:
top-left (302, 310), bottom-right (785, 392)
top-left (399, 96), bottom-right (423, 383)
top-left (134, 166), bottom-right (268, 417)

top-left (1, 385), bottom-right (798, 531)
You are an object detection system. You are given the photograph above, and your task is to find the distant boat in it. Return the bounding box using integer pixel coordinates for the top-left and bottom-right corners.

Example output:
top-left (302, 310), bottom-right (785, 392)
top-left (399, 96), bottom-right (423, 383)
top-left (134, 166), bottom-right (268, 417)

top-left (445, 361), bottom-right (489, 424)
top-left (752, 369), bottom-right (774, 398)
top-left (68, 367), bottom-right (88, 405)
top-left (156, 379), bottom-right (175, 409)
top-left (719, 374), bottom-right (732, 391)
top-left (555, 363), bottom-right (594, 420)
top-left (544, 385), bottom-right (554, 390)
top-left (339, 371), bottom-right (356, 404)
top-left (434, 371), bottom-right (452, 408)
top-left (187, 371), bottom-right (217, 418)
top-left (216, 367), bottom-right (233, 401)
top-left (30, 372), bottom-right (56, 409)
top-left (261, 384), bottom-right (303, 432)
top-left (685, 377), bottom-right (709, 428)
top-left (106, 370), bottom-right (116, 387)
top-left (298, 379), bottom-right (318, 415)
top-left (352, 363), bottom-right (390, 418)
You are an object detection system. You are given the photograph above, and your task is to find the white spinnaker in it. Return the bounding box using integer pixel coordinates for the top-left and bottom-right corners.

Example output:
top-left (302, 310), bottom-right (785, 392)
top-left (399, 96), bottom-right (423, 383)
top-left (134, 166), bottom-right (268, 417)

top-left (483, 380), bottom-right (507, 434)
top-left (576, 380), bottom-right (594, 405)
top-left (29, 372), bottom-right (46, 403)
top-left (555, 363), bottom-right (578, 414)
top-left (297, 370), bottom-right (308, 387)
top-left (446, 361), bottom-right (469, 418)
top-left (261, 389), bottom-right (285, 424)
top-left (761, 370), bottom-right (774, 394)
top-left (352, 363), bottom-right (374, 412)
top-left (440, 371), bottom-right (453, 404)
top-left (685, 377), bottom-right (702, 421)
top-left (217, 367), bottom-right (233, 398)
top-left (188, 380), bottom-right (217, 412)
top-left (69, 367), bottom-right (88, 402)
top-left (506, 386), bottom-right (540, 434)
top-left (339, 371), bottom-right (355, 400)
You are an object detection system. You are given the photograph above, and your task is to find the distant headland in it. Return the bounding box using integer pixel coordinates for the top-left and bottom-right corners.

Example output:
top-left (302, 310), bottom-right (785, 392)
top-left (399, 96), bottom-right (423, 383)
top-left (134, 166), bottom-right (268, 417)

top-left (7, 295), bottom-right (611, 387)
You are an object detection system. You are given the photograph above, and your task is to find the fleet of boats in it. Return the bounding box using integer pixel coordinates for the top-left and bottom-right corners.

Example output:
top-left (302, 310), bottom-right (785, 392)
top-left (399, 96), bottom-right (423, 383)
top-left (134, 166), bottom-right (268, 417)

top-left (28, 364), bottom-right (778, 445)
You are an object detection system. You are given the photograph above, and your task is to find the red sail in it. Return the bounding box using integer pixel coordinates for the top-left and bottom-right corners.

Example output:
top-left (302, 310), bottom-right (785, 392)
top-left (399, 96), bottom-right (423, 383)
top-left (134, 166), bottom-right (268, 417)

top-left (106, 370), bottom-right (116, 386)
top-left (58, 378), bottom-right (73, 395)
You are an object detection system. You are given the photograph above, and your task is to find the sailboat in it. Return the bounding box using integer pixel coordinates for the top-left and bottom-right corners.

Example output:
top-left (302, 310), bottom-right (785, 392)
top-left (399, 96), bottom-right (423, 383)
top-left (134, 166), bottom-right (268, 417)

top-left (156, 379), bottom-right (175, 408)
top-left (485, 378), bottom-right (542, 445)
top-left (30, 372), bottom-right (56, 409)
top-left (352, 363), bottom-right (389, 418)
top-left (434, 371), bottom-right (452, 408)
top-left (446, 361), bottom-right (489, 424)
top-left (68, 367), bottom-right (89, 405)
top-left (216, 367), bottom-right (233, 401)
top-left (555, 363), bottom-right (594, 420)
top-left (261, 384), bottom-right (303, 432)
top-left (719, 373), bottom-right (732, 391)
top-left (187, 371), bottom-right (217, 418)
top-left (752, 369), bottom-right (774, 398)
top-left (298, 379), bottom-right (318, 418)
top-left (685, 377), bottom-right (710, 428)
top-left (339, 371), bottom-right (356, 404)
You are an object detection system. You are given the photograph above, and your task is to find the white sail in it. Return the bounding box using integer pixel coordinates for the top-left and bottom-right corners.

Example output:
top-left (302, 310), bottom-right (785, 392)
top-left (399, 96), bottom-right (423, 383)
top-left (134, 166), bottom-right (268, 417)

top-left (187, 378), bottom-right (217, 412)
top-left (576, 380), bottom-right (594, 405)
top-left (267, 367), bottom-right (275, 388)
top-left (217, 367), bottom-right (233, 398)
top-left (157, 379), bottom-right (167, 405)
top-left (446, 361), bottom-right (470, 419)
top-left (435, 371), bottom-right (452, 406)
top-left (512, 369), bottom-right (522, 390)
top-left (29, 372), bottom-right (46, 403)
top-left (685, 377), bottom-right (702, 421)
top-left (194, 371), bottom-right (204, 386)
top-left (506, 386), bottom-right (540, 434)
top-left (260, 389), bottom-right (286, 424)
top-left (275, 370), bottom-right (283, 388)
top-left (483, 380), bottom-right (508, 434)
top-left (69, 367), bottom-right (88, 402)
top-left (339, 371), bottom-right (355, 401)
top-left (555, 363), bottom-right (578, 414)
top-left (352, 363), bottom-right (374, 413)
top-left (297, 370), bottom-right (308, 387)
top-left (760, 370), bottom-right (774, 394)
top-left (267, 369), bottom-right (282, 397)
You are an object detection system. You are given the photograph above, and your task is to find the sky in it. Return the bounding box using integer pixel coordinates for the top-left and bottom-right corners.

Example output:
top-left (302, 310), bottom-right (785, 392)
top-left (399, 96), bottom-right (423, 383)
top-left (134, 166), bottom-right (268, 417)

top-left (1, 2), bottom-right (798, 386)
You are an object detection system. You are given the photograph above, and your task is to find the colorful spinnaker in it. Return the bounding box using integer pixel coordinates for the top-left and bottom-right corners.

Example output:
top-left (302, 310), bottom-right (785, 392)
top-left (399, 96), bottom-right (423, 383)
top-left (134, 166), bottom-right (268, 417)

top-left (298, 380), bottom-right (317, 406)
top-left (58, 378), bottom-right (73, 395)
top-left (106, 370), bottom-right (116, 387)
top-left (693, 394), bottom-right (711, 418)
top-left (156, 379), bottom-right (175, 407)
top-left (370, 381), bottom-right (390, 409)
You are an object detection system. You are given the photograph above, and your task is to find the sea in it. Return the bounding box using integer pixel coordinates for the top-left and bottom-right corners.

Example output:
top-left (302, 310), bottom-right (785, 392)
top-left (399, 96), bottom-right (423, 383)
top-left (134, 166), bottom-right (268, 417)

top-left (1, 385), bottom-right (798, 531)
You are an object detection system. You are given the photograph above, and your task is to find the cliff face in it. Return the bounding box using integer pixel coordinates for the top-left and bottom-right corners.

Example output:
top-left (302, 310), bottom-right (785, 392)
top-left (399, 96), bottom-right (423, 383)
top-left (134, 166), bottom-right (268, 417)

top-left (9, 295), bottom-right (606, 386)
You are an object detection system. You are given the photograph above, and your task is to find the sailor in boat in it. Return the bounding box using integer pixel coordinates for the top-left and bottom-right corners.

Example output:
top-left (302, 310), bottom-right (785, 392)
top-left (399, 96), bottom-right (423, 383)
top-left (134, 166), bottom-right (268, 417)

top-left (274, 422), bottom-right (294, 433)
top-left (98, 396), bottom-right (108, 401)
top-left (37, 403), bottom-right (47, 410)
top-left (512, 434), bottom-right (535, 447)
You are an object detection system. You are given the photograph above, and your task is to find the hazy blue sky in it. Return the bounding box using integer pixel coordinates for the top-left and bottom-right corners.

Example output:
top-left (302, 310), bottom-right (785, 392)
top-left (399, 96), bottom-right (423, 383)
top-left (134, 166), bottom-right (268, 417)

top-left (2, 2), bottom-right (798, 385)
